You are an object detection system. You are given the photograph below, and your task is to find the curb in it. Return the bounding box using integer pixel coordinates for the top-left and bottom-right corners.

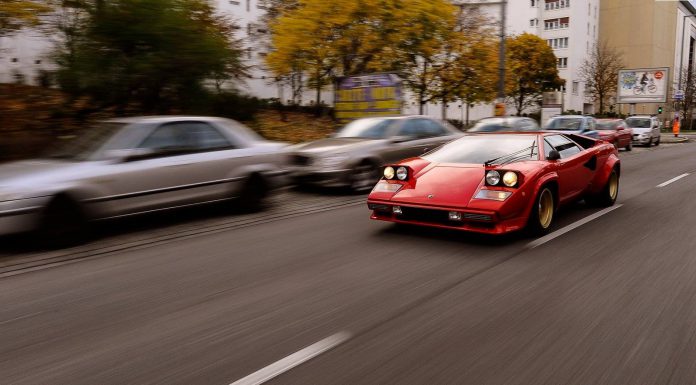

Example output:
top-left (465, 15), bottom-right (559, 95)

top-left (659, 136), bottom-right (690, 144)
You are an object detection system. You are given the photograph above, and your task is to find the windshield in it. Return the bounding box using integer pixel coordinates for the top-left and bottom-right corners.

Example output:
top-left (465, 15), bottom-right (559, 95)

top-left (46, 122), bottom-right (127, 161)
top-left (625, 118), bottom-right (651, 128)
top-left (424, 135), bottom-right (538, 164)
top-left (468, 119), bottom-right (512, 132)
top-left (545, 118), bottom-right (583, 131)
top-left (596, 121), bottom-right (619, 130)
top-left (335, 118), bottom-right (395, 139)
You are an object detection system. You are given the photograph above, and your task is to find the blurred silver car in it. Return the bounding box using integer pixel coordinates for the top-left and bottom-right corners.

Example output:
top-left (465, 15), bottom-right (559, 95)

top-left (467, 116), bottom-right (540, 132)
top-left (288, 116), bottom-right (462, 192)
top-left (0, 116), bottom-right (288, 242)
top-left (543, 115), bottom-right (599, 138)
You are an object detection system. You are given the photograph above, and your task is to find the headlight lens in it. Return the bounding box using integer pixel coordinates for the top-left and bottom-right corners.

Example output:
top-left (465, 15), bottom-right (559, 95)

top-left (485, 170), bottom-right (500, 186)
top-left (372, 181), bottom-right (403, 193)
top-left (384, 166), bottom-right (395, 180)
top-left (316, 153), bottom-right (349, 169)
top-left (502, 171), bottom-right (518, 187)
top-left (396, 166), bottom-right (408, 181)
top-left (475, 189), bottom-right (512, 201)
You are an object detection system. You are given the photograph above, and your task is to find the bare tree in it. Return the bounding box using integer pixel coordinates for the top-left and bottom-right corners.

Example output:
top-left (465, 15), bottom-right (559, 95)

top-left (677, 66), bottom-right (696, 130)
top-left (578, 41), bottom-right (624, 114)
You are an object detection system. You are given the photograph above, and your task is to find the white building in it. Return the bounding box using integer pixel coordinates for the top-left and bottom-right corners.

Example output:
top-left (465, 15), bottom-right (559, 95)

top-left (456, 0), bottom-right (600, 114)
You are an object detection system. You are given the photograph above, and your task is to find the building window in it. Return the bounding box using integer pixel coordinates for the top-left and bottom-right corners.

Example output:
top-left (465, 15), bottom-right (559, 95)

top-left (544, 18), bottom-right (569, 30)
top-left (247, 47), bottom-right (252, 59)
top-left (229, 0), bottom-right (239, 4)
top-left (545, 0), bottom-right (570, 10)
top-left (246, 0), bottom-right (250, 12)
top-left (557, 57), bottom-right (568, 69)
top-left (547, 37), bottom-right (569, 49)
top-left (35, 59), bottom-right (41, 64)
top-left (11, 58), bottom-right (18, 63)
top-left (572, 81), bottom-right (579, 95)
top-left (531, 0), bottom-right (536, 6)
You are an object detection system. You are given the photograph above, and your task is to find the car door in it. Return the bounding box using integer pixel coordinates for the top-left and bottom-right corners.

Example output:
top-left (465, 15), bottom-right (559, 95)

top-left (545, 135), bottom-right (595, 202)
top-left (92, 121), bottom-right (236, 215)
top-left (380, 119), bottom-right (431, 162)
top-left (651, 118), bottom-right (660, 140)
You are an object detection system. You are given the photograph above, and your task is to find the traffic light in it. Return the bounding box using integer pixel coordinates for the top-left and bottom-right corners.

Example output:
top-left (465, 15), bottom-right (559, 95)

top-left (658, 106), bottom-right (663, 114)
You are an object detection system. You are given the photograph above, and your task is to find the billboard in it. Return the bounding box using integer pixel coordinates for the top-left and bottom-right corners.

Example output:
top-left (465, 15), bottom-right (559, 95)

top-left (334, 73), bottom-right (403, 122)
top-left (617, 67), bottom-right (669, 104)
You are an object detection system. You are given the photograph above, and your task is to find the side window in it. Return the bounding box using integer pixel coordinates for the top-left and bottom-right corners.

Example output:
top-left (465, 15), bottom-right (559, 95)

top-left (546, 135), bottom-right (581, 158)
top-left (588, 119), bottom-right (596, 131)
top-left (544, 139), bottom-right (554, 158)
top-left (140, 124), bottom-right (188, 150)
top-left (187, 122), bottom-right (233, 150)
top-left (139, 122), bottom-right (232, 153)
top-left (423, 120), bottom-right (447, 136)
top-left (398, 119), bottom-right (427, 137)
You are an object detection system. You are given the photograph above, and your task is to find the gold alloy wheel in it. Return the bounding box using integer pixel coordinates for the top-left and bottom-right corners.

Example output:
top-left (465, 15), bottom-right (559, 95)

top-left (608, 171), bottom-right (619, 201)
top-left (538, 189), bottom-right (554, 229)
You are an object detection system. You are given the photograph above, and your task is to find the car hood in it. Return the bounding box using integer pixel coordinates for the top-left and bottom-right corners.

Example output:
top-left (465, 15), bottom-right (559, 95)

top-left (290, 137), bottom-right (383, 154)
top-left (0, 159), bottom-right (86, 190)
top-left (629, 126), bottom-right (651, 134)
top-left (392, 164), bottom-right (484, 208)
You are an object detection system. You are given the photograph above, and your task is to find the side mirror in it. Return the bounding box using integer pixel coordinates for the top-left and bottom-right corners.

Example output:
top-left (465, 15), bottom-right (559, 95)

top-left (547, 150), bottom-right (561, 161)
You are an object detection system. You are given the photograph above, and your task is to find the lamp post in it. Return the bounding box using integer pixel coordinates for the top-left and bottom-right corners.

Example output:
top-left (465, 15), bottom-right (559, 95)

top-left (678, 12), bottom-right (696, 132)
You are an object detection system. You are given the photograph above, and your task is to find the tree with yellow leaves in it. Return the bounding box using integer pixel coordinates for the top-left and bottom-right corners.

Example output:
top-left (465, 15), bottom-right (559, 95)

top-left (0, 0), bottom-right (52, 38)
top-left (266, 0), bottom-right (459, 110)
top-left (505, 33), bottom-right (564, 116)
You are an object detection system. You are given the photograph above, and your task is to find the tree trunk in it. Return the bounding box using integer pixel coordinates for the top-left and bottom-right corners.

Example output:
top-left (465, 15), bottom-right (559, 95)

top-left (441, 97), bottom-right (447, 121)
top-left (315, 79), bottom-right (321, 116)
top-left (465, 101), bottom-right (470, 126)
top-left (598, 93), bottom-right (604, 114)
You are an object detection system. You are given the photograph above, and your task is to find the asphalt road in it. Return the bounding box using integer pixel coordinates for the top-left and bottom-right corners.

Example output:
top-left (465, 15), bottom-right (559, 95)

top-left (1, 142), bottom-right (695, 385)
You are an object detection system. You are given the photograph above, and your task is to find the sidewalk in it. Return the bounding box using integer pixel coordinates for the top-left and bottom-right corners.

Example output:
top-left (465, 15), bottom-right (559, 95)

top-left (660, 133), bottom-right (691, 143)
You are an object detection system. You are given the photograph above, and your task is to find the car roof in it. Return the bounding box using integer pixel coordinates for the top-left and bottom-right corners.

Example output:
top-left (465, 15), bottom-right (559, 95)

top-left (550, 115), bottom-right (587, 119)
top-left (627, 115), bottom-right (654, 118)
top-left (596, 118), bottom-right (623, 121)
top-left (103, 116), bottom-right (231, 124)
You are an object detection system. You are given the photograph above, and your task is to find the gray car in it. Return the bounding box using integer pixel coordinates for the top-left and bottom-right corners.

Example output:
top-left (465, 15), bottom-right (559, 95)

top-left (625, 115), bottom-right (661, 146)
top-left (467, 116), bottom-right (540, 132)
top-left (288, 116), bottom-right (462, 192)
top-left (0, 116), bottom-right (288, 242)
top-left (543, 115), bottom-right (599, 138)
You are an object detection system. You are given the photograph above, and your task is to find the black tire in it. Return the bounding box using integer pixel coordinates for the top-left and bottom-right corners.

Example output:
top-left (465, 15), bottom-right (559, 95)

top-left (349, 161), bottom-right (381, 193)
top-left (39, 196), bottom-right (89, 248)
top-left (526, 187), bottom-right (555, 237)
top-left (625, 141), bottom-right (632, 151)
top-left (646, 137), bottom-right (652, 147)
top-left (654, 135), bottom-right (661, 146)
top-left (236, 174), bottom-right (267, 213)
top-left (586, 167), bottom-right (619, 207)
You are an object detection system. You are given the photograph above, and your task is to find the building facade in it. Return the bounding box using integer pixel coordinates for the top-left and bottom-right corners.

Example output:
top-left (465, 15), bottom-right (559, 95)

top-left (600, 0), bottom-right (696, 118)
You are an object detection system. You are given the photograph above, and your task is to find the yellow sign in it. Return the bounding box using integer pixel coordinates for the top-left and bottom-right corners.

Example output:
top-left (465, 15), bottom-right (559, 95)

top-left (494, 103), bottom-right (506, 117)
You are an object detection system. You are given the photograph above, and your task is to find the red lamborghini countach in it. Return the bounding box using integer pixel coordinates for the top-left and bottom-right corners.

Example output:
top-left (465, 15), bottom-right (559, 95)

top-left (367, 133), bottom-right (620, 236)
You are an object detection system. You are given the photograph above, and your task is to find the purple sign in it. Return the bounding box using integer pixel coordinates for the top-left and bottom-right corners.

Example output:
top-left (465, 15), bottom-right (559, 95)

top-left (335, 73), bottom-right (403, 122)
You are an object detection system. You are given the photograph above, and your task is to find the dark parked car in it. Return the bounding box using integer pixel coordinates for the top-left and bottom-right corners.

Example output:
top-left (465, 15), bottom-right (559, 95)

top-left (288, 116), bottom-right (462, 192)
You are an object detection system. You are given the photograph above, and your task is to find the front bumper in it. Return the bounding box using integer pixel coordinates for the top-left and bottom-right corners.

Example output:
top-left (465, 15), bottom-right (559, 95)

top-left (632, 136), bottom-right (651, 144)
top-left (0, 197), bottom-right (45, 235)
top-left (367, 200), bottom-right (528, 235)
top-left (289, 167), bottom-right (352, 188)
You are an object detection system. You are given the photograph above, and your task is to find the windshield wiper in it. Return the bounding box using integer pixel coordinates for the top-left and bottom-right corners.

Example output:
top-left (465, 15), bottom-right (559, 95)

top-left (484, 142), bottom-right (536, 166)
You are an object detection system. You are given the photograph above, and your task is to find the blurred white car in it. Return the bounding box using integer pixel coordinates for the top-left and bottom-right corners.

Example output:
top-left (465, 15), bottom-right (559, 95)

top-left (0, 116), bottom-right (288, 243)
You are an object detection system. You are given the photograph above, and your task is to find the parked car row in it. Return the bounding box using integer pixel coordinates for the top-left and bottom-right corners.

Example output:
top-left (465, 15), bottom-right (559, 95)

top-left (470, 114), bottom-right (661, 151)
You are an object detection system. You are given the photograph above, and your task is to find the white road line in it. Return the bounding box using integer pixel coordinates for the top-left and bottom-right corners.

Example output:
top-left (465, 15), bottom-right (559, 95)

top-left (657, 173), bottom-right (690, 188)
top-left (526, 204), bottom-right (623, 250)
top-left (229, 332), bottom-right (352, 385)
